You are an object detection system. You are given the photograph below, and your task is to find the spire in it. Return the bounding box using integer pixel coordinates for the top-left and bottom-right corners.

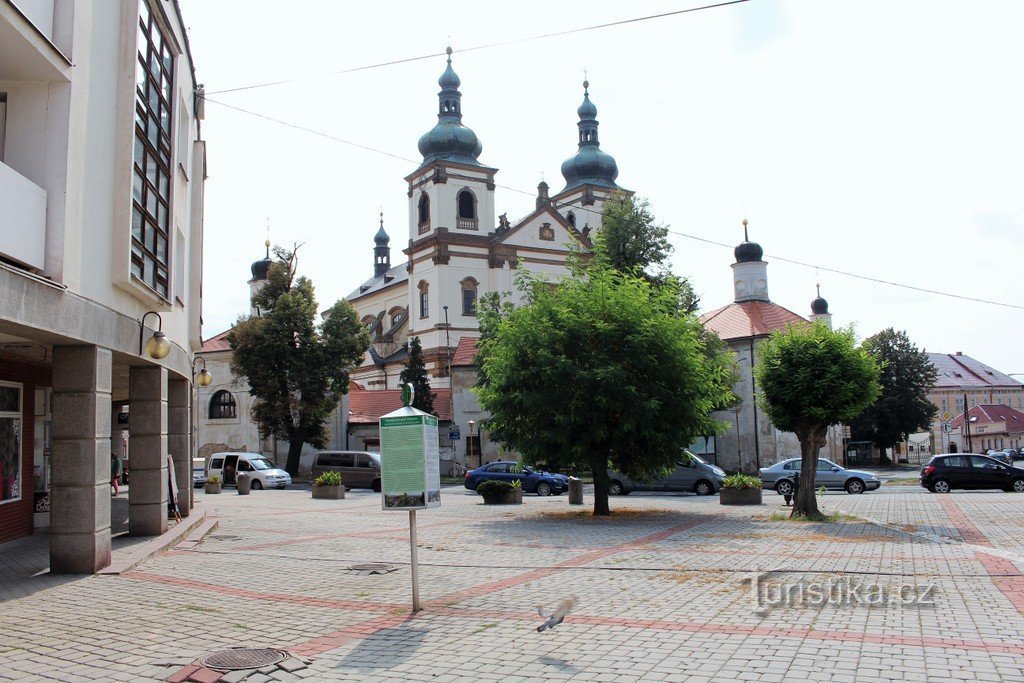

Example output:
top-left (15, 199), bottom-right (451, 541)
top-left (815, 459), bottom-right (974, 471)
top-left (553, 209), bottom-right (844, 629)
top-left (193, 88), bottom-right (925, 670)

top-left (374, 212), bottom-right (391, 278)
top-left (417, 47), bottom-right (483, 166)
top-left (734, 218), bottom-right (763, 263)
top-left (810, 281), bottom-right (832, 328)
top-left (731, 219), bottom-right (769, 303)
top-left (560, 78), bottom-right (619, 192)
top-left (250, 239), bottom-right (272, 282)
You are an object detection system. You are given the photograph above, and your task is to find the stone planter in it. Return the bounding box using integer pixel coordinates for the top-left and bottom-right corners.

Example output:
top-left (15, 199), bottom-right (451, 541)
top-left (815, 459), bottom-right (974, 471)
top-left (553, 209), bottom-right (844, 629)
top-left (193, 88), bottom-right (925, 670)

top-left (204, 482), bottom-right (222, 494)
top-left (312, 485), bottom-right (345, 500)
top-left (482, 488), bottom-right (522, 505)
top-left (719, 487), bottom-right (762, 505)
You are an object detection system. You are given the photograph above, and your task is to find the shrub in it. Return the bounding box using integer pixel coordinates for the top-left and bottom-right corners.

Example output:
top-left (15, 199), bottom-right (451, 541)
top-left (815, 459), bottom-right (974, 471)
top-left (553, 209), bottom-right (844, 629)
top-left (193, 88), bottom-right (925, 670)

top-left (207, 474), bottom-right (221, 484)
top-left (511, 479), bottom-right (522, 489)
top-left (314, 471), bottom-right (343, 487)
top-left (722, 473), bottom-right (761, 490)
top-left (476, 480), bottom-right (514, 496)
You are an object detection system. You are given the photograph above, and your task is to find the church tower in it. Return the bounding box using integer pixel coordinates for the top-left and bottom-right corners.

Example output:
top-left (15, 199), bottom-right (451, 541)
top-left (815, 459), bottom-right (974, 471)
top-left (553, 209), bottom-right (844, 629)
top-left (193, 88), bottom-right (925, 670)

top-left (248, 239), bottom-right (272, 317)
top-left (731, 220), bottom-right (769, 303)
top-left (810, 284), bottom-right (833, 328)
top-left (373, 213), bottom-right (391, 278)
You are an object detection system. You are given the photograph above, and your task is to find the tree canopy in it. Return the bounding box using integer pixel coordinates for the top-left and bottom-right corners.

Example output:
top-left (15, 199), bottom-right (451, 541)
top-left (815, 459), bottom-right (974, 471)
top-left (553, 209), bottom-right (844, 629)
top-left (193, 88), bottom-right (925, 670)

top-left (228, 246), bottom-right (370, 475)
top-left (849, 328), bottom-right (937, 454)
top-left (475, 236), bottom-right (735, 515)
top-left (399, 336), bottom-right (435, 416)
top-left (755, 323), bottom-right (880, 518)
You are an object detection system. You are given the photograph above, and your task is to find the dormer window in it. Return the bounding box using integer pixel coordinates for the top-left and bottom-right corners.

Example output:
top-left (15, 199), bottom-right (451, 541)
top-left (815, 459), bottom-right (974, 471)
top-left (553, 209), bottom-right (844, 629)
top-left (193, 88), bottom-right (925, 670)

top-left (418, 193), bottom-right (430, 233)
top-left (457, 190), bottom-right (477, 230)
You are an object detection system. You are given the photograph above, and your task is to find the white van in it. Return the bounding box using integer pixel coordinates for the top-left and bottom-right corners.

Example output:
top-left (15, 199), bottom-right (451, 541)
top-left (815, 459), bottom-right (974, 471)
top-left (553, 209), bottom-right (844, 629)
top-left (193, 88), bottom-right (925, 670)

top-left (208, 452), bottom-right (292, 490)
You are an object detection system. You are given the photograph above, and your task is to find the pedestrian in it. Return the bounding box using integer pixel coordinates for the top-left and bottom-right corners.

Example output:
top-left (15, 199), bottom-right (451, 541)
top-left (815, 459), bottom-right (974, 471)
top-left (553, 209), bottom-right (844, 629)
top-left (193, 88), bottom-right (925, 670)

top-left (791, 470), bottom-right (800, 505)
top-left (110, 452), bottom-right (122, 496)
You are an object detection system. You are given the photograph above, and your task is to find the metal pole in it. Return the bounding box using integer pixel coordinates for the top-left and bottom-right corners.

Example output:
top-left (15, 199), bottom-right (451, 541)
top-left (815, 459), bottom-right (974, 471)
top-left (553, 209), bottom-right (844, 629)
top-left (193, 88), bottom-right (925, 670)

top-left (964, 393), bottom-right (972, 453)
top-left (749, 338), bottom-right (761, 472)
top-left (409, 509), bottom-right (420, 612)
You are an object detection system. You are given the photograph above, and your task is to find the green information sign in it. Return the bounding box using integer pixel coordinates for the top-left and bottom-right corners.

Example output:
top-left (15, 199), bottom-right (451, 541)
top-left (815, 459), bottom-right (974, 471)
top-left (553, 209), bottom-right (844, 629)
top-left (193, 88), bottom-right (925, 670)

top-left (379, 406), bottom-right (440, 510)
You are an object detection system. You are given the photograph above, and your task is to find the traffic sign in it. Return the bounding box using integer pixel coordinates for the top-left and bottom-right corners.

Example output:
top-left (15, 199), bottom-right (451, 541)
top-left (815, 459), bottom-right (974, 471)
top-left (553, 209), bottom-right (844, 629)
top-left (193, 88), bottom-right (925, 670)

top-left (448, 425), bottom-right (461, 441)
top-left (941, 411), bottom-right (952, 421)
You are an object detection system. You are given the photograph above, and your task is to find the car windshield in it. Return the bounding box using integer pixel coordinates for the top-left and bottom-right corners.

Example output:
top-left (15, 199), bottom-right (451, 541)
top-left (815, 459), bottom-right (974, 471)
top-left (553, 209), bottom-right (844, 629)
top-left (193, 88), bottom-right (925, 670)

top-left (686, 452), bottom-right (706, 465)
top-left (249, 458), bottom-right (273, 471)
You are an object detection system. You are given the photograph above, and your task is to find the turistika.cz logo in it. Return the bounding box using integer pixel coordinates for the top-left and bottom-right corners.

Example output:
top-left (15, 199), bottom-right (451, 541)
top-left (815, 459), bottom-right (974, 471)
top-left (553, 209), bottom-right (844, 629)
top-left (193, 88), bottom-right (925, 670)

top-left (747, 570), bottom-right (937, 612)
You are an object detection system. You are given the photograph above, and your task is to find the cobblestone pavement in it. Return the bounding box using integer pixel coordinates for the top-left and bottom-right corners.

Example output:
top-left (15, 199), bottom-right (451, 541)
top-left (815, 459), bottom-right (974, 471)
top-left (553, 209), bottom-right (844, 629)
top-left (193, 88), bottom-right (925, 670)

top-left (2, 485), bottom-right (1024, 681)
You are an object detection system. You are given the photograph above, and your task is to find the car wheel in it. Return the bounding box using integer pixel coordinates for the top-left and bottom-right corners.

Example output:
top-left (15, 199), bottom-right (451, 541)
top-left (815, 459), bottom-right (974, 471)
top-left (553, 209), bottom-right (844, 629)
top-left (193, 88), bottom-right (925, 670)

top-left (694, 479), bottom-right (714, 496)
top-left (536, 482), bottom-right (552, 497)
top-left (251, 480), bottom-right (263, 490)
top-left (1012, 478), bottom-right (1024, 493)
top-left (608, 480), bottom-right (624, 496)
top-left (372, 479), bottom-right (382, 493)
top-left (845, 479), bottom-right (864, 495)
top-left (931, 479), bottom-right (951, 494)
top-left (774, 480), bottom-right (794, 496)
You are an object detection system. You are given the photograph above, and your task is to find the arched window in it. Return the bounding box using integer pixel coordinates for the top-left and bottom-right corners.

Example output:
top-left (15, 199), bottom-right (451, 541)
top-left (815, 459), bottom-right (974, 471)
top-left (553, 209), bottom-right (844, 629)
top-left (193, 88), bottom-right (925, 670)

top-left (457, 190), bottom-right (477, 229)
top-left (418, 193), bottom-right (430, 233)
top-left (461, 277), bottom-right (478, 316)
top-left (418, 280), bottom-right (429, 318)
top-left (566, 211), bottom-right (576, 228)
top-left (209, 390), bottom-right (237, 419)
top-left (389, 306), bottom-right (407, 328)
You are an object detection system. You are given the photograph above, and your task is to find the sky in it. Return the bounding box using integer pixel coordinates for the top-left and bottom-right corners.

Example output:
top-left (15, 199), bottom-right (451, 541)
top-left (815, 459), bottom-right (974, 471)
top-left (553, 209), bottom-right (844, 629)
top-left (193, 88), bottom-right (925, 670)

top-left (180, 0), bottom-right (1024, 377)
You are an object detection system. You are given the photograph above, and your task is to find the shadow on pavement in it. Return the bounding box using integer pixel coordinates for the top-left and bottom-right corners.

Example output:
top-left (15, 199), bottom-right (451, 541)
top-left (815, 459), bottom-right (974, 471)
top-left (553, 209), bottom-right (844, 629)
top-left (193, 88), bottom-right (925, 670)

top-left (334, 620), bottom-right (426, 672)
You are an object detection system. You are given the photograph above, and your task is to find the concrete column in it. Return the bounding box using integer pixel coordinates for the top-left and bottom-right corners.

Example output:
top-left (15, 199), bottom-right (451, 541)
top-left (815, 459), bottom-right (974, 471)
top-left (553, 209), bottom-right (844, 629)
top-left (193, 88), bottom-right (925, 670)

top-left (168, 378), bottom-right (190, 517)
top-left (50, 345), bottom-right (112, 573)
top-left (129, 366), bottom-right (167, 536)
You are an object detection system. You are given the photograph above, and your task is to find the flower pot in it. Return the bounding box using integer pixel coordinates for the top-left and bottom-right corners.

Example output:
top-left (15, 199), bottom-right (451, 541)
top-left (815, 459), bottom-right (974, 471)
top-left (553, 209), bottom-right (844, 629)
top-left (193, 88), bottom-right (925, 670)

top-left (204, 483), bottom-right (222, 494)
top-left (482, 488), bottom-right (522, 505)
top-left (719, 487), bottom-right (762, 505)
top-left (312, 485), bottom-right (345, 500)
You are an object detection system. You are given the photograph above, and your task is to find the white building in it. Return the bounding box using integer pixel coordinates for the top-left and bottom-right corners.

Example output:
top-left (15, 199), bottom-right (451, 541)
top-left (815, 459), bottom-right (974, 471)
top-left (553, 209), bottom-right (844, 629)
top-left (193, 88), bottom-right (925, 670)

top-left (0, 0), bottom-right (206, 571)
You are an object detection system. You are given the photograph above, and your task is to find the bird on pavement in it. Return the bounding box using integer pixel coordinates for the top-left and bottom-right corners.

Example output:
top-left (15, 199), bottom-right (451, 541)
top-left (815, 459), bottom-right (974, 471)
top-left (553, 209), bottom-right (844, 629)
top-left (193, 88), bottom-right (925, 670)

top-left (536, 596), bottom-right (578, 632)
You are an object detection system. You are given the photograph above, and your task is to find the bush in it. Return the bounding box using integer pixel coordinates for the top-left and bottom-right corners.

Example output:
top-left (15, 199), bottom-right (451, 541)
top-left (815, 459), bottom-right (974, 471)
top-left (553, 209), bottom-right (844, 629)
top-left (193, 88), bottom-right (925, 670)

top-left (476, 480), bottom-right (514, 496)
top-left (314, 471), bottom-right (343, 487)
top-left (207, 474), bottom-right (221, 484)
top-left (722, 473), bottom-right (761, 490)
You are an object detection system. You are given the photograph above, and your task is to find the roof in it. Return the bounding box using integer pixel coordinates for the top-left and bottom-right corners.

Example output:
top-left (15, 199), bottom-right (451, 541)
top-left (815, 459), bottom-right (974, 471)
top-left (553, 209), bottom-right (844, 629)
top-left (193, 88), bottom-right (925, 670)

top-left (928, 353), bottom-right (1023, 389)
top-left (952, 404), bottom-right (1024, 432)
top-left (452, 337), bottom-right (479, 367)
top-left (346, 263), bottom-right (409, 301)
top-left (200, 329), bottom-right (232, 352)
top-left (699, 301), bottom-right (808, 341)
top-left (348, 387), bottom-right (453, 424)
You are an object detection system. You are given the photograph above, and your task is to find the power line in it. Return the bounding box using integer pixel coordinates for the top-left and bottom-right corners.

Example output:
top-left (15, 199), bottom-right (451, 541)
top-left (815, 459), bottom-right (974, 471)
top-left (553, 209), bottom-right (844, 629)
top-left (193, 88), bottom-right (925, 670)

top-left (205, 0), bottom-right (751, 95)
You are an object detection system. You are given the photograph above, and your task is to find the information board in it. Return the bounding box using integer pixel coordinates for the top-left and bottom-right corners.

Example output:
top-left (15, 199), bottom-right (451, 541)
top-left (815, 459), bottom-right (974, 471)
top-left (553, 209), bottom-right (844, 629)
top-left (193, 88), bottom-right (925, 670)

top-left (379, 406), bottom-right (441, 510)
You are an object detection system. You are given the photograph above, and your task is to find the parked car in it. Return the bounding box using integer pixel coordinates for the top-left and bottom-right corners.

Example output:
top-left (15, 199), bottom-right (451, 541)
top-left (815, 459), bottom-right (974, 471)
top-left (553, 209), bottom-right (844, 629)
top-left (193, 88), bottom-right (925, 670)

top-left (987, 450), bottom-right (1014, 466)
top-left (921, 454), bottom-right (1024, 493)
top-left (311, 451), bottom-right (382, 491)
top-left (192, 457), bottom-right (207, 488)
top-left (464, 461), bottom-right (569, 496)
top-left (606, 451), bottom-right (726, 496)
top-left (208, 452), bottom-right (292, 490)
top-left (759, 458), bottom-right (881, 495)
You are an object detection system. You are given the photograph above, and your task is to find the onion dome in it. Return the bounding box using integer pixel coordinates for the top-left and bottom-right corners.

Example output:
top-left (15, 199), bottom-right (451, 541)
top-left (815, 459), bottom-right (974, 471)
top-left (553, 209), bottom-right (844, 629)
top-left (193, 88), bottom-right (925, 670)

top-left (417, 47), bottom-right (483, 166)
top-left (374, 221), bottom-right (390, 246)
top-left (734, 219), bottom-right (763, 263)
top-left (811, 284), bottom-right (829, 314)
top-left (250, 239), bottom-right (272, 281)
top-left (560, 80), bottom-right (619, 192)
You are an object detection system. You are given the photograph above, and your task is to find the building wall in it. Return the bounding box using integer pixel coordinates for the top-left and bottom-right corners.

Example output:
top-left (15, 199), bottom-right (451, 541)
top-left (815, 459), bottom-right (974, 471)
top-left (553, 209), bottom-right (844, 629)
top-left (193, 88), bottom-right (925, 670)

top-left (927, 386), bottom-right (1024, 453)
top-left (0, 361), bottom-right (50, 542)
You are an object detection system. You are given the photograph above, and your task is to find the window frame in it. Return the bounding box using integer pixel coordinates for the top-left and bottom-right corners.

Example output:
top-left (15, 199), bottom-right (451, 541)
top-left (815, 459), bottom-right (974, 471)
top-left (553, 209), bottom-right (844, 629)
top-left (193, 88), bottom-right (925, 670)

top-left (417, 193), bottom-right (430, 233)
top-left (460, 277), bottom-right (478, 317)
top-left (456, 189), bottom-right (478, 230)
top-left (418, 281), bottom-right (429, 319)
top-left (208, 390), bottom-right (238, 420)
top-left (0, 381), bottom-right (23, 506)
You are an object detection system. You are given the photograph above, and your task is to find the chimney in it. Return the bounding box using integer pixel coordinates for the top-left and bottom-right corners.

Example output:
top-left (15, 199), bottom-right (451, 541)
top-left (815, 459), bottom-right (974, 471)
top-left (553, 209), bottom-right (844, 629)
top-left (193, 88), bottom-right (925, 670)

top-left (956, 351), bottom-right (963, 356)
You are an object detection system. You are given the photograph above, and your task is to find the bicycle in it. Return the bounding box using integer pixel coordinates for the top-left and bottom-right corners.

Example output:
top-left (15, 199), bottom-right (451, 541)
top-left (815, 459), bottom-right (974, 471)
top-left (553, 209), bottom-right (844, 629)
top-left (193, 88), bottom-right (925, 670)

top-left (448, 461), bottom-right (468, 478)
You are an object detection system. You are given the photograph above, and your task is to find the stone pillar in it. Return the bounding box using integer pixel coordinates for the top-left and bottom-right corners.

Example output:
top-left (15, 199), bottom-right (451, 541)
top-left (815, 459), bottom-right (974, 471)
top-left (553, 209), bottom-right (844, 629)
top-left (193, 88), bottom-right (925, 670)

top-left (50, 345), bottom-right (112, 573)
top-left (168, 378), bottom-right (191, 517)
top-left (129, 366), bottom-right (167, 536)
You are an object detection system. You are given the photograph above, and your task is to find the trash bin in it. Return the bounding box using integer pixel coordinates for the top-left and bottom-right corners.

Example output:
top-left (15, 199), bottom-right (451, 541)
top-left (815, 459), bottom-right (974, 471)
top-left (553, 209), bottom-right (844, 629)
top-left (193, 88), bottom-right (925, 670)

top-left (568, 476), bottom-right (583, 505)
top-left (236, 472), bottom-right (252, 495)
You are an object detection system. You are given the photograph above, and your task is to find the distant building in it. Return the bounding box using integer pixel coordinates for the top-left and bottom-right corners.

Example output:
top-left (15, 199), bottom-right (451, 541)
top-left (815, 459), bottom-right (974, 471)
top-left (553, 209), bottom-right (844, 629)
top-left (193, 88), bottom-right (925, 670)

top-left (928, 353), bottom-right (1024, 452)
top-left (950, 404), bottom-right (1024, 453)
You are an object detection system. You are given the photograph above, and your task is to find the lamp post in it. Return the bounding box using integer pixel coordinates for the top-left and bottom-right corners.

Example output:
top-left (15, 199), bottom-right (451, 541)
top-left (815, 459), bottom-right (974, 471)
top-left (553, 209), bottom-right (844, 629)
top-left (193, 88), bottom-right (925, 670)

top-left (139, 311), bottom-right (170, 359)
top-left (467, 419), bottom-right (478, 468)
top-left (190, 356), bottom-right (212, 509)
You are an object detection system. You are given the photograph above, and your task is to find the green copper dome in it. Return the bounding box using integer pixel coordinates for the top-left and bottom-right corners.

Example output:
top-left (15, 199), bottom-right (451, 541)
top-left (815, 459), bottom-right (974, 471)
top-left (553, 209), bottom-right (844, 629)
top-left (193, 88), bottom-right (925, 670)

top-left (417, 48), bottom-right (483, 166)
top-left (560, 81), bottom-right (619, 192)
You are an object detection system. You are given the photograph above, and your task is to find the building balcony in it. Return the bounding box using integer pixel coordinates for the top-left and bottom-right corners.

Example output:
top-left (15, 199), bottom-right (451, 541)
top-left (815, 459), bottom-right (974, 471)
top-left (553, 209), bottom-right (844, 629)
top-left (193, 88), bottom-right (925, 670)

top-left (0, 160), bottom-right (47, 269)
top-left (457, 217), bottom-right (478, 230)
top-left (0, 1), bottom-right (70, 82)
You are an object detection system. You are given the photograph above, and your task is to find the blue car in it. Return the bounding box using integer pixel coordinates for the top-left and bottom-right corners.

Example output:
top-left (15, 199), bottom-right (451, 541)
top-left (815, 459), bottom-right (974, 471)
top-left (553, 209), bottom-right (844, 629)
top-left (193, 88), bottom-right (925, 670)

top-left (464, 461), bottom-right (569, 496)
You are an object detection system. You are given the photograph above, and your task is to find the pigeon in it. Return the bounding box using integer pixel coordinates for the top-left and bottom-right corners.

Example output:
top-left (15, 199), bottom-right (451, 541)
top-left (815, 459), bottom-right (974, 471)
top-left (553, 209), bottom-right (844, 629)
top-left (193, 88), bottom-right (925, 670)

top-left (536, 596), bottom-right (578, 632)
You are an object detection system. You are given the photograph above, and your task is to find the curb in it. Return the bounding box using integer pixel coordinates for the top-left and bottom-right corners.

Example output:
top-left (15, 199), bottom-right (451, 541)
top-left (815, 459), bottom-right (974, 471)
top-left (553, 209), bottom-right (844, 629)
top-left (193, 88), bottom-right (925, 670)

top-left (100, 503), bottom-right (213, 575)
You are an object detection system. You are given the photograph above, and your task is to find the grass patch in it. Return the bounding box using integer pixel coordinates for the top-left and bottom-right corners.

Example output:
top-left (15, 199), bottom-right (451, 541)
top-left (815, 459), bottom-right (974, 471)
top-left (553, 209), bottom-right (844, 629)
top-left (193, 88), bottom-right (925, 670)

top-left (184, 604), bottom-right (221, 614)
top-left (768, 510), bottom-right (861, 523)
top-left (355, 592), bottom-right (371, 597)
top-left (884, 478), bottom-right (919, 486)
top-left (472, 623), bottom-right (498, 634)
top-left (530, 508), bottom-right (683, 522)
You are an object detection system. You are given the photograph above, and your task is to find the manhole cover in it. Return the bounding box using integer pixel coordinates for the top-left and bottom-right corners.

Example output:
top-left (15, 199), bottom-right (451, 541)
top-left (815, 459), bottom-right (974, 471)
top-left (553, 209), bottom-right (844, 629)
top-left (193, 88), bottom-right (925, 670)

top-left (199, 647), bottom-right (287, 670)
top-left (348, 563), bottom-right (396, 574)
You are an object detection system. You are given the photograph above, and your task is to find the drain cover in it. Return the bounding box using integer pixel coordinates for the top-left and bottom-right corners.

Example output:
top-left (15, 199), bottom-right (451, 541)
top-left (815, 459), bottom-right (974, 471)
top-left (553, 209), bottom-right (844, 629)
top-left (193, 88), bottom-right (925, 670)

top-left (199, 647), bottom-right (287, 670)
top-left (348, 563), bottom-right (396, 574)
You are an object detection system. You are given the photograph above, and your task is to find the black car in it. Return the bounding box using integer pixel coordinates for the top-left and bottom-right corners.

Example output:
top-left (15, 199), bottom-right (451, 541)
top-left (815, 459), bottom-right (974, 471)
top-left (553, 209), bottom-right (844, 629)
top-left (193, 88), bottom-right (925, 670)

top-left (920, 454), bottom-right (1024, 493)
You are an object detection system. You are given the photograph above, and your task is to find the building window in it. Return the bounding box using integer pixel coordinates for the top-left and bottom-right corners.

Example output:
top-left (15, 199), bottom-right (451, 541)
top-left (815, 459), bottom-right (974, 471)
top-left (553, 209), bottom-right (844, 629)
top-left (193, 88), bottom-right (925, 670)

top-left (0, 382), bottom-right (23, 504)
top-left (418, 193), bottom-right (430, 233)
top-left (566, 211), bottom-right (576, 228)
top-left (461, 278), bottom-right (478, 316)
top-left (418, 281), bottom-right (429, 318)
top-left (457, 190), bottom-right (477, 230)
top-left (0, 92), bottom-right (7, 162)
top-left (208, 390), bottom-right (237, 419)
top-left (131, 2), bottom-right (175, 298)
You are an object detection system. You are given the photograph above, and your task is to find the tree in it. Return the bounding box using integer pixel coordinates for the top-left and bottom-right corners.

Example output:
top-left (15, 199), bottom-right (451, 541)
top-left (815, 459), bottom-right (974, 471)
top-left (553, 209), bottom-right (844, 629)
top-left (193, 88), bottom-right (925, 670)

top-left (475, 237), bottom-right (735, 516)
top-left (399, 337), bottom-right (435, 415)
top-left (849, 328), bottom-right (937, 457)
top-left (755, 323), bottom-right (880, 518)
top-left (228, 246), bottom-right (370, 475)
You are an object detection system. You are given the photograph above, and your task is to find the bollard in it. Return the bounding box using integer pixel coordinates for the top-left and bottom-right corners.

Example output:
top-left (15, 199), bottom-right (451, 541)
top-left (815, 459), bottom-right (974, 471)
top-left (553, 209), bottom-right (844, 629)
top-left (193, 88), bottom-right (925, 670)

top-left (568, 476), bottom-right (583, 505)
top-left (236, 472), bottom-right (252, 495)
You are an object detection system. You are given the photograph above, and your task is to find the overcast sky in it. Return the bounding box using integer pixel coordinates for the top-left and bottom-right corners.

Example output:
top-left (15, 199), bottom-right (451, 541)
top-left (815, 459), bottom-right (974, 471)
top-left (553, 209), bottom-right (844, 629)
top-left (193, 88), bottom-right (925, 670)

top-left (181, 0), bottom-right (1024, 377)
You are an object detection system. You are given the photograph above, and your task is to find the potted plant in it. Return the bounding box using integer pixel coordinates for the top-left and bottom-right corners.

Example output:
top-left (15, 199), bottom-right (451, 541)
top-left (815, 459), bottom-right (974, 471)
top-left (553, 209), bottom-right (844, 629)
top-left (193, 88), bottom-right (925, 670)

top-left (477, 479), bottom-right (522, 505)
top-left (205, 474), bottom-right (222, 494)
top-left (719, 473), bottom-right (763, 505)
top-left (312, 471), bottom-right (345, 499)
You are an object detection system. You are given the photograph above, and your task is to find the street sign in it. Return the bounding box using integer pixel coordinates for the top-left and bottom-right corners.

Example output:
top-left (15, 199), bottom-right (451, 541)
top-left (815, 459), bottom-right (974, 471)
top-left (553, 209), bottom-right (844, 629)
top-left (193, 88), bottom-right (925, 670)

top-left (379, 411), bottom-right (441, 511)
top-left (941, 411), bottom-right (952, 422)
top-left (448, 425), bottom-right (461, 441)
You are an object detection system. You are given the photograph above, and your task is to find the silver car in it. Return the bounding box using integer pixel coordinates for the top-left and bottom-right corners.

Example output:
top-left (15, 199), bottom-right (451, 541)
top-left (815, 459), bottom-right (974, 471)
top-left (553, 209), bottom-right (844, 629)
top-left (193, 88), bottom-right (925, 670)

top-left (759, 458), bottom-right (881, 495)
top-left (608, 451), bottom-right (727, 496)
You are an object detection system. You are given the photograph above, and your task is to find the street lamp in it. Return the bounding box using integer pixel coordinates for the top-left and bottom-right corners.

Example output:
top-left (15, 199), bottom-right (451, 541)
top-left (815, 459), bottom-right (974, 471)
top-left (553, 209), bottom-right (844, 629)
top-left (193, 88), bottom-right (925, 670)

top-left (189, 355), bottom-right (212, 510)
top-left (467, 419), bottom-right (478, 468)
top-left (139, 311), bottom-right (170, 359)
top-left (192, 356), bottom-right (213, 387)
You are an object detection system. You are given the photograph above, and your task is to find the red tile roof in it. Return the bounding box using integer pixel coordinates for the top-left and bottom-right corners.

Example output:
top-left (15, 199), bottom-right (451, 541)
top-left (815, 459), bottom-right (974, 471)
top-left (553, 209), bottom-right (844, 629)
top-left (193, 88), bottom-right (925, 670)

top-left (699, 301), bottom-right (808, 341)
top-left (952, 404), bottom-right (1024, 431)
top-left (200, 329), bottom-right (233, 352)
top-left (348, 386), bottom-right (453, 424)
top-left (928, 353), bottom-right (1023, 389)
top-left (452, 337), bottom-right (479, 367)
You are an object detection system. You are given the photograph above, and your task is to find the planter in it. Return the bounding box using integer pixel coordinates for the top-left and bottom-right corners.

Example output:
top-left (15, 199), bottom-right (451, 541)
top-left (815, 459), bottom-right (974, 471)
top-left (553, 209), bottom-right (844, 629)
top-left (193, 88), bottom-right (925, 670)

top-left (719, 487), bottom-right (762, 505)
top-left (482, 488), bottom-right (522, 505)
top-left (205, 483), bottom-right (222, 494)
top-left (312, 485), bottom-right (345, 500)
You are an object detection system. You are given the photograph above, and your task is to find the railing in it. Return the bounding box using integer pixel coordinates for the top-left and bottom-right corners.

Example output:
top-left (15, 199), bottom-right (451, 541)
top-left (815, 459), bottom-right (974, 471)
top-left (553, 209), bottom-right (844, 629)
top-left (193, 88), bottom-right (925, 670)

top-left (417, 220), bottom-right (430, 234)
top-left (457, 217), bottom-right (478, 230)
top-left (0, 161), bottom-right (47, 270)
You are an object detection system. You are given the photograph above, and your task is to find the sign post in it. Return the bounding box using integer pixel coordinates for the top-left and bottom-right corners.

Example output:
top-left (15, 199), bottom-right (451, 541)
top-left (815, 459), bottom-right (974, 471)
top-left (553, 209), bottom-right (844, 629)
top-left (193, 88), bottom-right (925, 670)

top-left (379, 384), bottom-right (440, 612)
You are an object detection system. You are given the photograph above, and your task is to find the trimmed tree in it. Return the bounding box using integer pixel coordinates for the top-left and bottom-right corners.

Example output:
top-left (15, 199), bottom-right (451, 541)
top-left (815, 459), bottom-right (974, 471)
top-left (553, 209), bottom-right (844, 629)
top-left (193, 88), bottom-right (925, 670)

top-left (849, 328), bottom-right (937, 459)
top-left (228, 246), bottom-right (370, 475)
top-left (755, 323), bottom-right (880, 518)
top-left (399, 336), bottom-right (435, 415)
top-left (475, 238), bottom-right (734, 516)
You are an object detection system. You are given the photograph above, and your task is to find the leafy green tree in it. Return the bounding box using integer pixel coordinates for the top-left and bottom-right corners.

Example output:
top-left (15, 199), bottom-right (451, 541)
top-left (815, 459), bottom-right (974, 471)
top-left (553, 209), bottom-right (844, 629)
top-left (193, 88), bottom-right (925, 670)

top-left (755, 323), bottom-right (880, 518)
top-left (475, 237), bottom-right (735, 516)
top-left (849, 328), bottom-right (937, 457)
top-left (399, 336), bottom-right (435, 415)
top-left (228, 246), bottom-right (370, 475)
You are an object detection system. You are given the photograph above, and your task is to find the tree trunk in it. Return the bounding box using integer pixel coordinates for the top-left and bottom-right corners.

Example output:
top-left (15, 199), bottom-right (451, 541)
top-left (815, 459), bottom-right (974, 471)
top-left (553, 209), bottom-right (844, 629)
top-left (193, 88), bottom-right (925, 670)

top-left (285, 426), bottom-right (305, 476)
top-left (791, 425), bottom-right (827, 518)
top-left (591, 457), bottom-right (611, 516)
